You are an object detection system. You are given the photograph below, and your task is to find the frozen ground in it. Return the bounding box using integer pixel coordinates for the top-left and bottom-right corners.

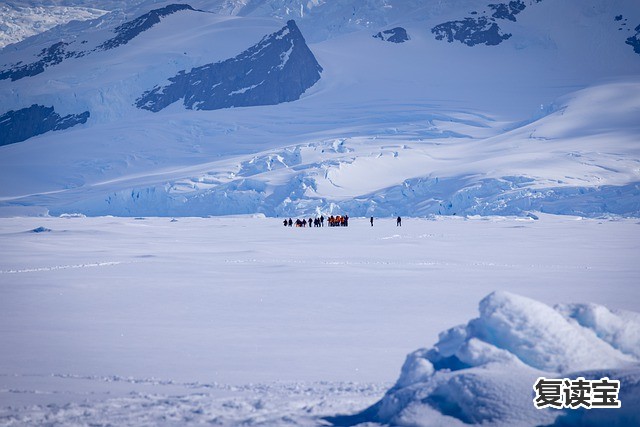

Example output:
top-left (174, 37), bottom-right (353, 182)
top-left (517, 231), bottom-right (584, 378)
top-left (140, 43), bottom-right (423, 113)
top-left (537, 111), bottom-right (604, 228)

top-left (1, 214), bottom-right (639, 425)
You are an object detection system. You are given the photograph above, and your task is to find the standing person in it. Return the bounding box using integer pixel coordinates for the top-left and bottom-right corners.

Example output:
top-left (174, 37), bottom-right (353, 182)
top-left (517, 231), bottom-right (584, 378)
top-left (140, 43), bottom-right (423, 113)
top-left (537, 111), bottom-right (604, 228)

top-left (397, 216), bottom-right (402, 226)
top-left (288, 218), bottom-right (293, 227)
top-left (370, 216), bottom-right (374, 227)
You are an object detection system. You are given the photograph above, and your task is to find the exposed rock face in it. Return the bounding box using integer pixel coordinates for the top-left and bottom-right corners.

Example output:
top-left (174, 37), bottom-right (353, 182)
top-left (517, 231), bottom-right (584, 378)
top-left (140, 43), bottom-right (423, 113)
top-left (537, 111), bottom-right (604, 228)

top-left (0, 4), bottom-right (196, 81)
top-left (627, 24), bottom-right (640, 55)
top-left (0, 41), bottom-right (70, 81)
top-left (432, 17), bottom-right (511, 46)
top-left (0, 104), bottom-right (90, 146)
top-left (373, 27), bottom-right (409, 43)
top-left (431, 0), bottom-right (535, 47)
top-left (135, 20), bottom-right (323, 112)
top-left (97, 4), bottom-right (195, 51)
top-left (489, 0), bottom-right (526, 21)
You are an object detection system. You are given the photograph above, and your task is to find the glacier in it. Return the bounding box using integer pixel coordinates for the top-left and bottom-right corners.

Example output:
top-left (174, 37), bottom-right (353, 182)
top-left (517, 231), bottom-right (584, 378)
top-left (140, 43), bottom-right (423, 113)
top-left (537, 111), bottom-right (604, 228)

top-left (1, 0), bottom-right (639, 218)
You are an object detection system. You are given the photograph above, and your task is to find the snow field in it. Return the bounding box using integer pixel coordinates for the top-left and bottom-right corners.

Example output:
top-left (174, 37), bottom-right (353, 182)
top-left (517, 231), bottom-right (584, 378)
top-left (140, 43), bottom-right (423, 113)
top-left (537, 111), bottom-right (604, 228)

top-left (1, 214), bottom-right (639, 424)
top-left (2, 1), bottom-right (640, 218)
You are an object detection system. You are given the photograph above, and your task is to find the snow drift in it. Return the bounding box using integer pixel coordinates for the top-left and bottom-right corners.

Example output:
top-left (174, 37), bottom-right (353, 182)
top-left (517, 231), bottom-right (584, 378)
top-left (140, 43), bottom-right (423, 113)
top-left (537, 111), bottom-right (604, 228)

top-left (330, 291), bottom-right (640, 426)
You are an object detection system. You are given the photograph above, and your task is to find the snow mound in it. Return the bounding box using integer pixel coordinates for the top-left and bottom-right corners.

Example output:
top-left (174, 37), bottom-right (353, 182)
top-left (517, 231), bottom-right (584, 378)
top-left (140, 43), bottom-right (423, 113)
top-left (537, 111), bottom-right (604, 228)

top-left (463, 292), bottom-right (636, 373)
top-left (331, 292), bottom-right (640, 426)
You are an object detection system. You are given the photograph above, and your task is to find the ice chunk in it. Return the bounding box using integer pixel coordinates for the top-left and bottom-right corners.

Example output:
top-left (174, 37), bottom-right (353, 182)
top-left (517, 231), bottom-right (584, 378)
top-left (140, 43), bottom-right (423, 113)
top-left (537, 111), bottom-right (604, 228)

top-left (340, 292), bottom-right (640, 427)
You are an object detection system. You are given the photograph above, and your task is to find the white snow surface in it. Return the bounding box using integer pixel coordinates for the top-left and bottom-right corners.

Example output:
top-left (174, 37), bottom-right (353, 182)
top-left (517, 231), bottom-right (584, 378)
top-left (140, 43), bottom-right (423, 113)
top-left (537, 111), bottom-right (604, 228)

top-left (1, 214), bottom-right (639, 425)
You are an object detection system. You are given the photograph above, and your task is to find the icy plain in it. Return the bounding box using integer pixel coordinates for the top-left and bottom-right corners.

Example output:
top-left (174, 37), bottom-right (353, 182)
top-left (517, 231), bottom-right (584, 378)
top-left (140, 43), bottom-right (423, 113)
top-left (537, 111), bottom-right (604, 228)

top-left (1, 214), bottom-right (638, 425)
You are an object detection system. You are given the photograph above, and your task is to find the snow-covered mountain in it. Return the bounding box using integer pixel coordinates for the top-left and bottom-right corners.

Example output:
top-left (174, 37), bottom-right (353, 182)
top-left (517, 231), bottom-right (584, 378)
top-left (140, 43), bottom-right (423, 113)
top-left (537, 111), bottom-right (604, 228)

top-left (0, 2), bottom-right (107, 49)
top-left (1, 0), bottom-right (639, 217)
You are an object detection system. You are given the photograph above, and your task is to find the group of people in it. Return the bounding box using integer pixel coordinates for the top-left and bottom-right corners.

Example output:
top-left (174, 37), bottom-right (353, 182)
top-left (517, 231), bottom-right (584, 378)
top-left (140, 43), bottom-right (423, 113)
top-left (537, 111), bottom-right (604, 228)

top-left (283, 215), bottom-right (402, 227)
top-left (283, 215), bottom-right (350, 227)
top-left (328, 215), bottom-right (349, 227)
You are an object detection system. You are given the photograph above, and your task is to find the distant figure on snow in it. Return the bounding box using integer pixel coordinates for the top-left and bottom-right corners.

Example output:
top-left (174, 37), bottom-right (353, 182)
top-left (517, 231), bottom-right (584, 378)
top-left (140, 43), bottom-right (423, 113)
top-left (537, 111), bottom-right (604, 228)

top-left (370, 216), bottom-right (374, 227)
top-left (397, 216), bottom-right (402, 227)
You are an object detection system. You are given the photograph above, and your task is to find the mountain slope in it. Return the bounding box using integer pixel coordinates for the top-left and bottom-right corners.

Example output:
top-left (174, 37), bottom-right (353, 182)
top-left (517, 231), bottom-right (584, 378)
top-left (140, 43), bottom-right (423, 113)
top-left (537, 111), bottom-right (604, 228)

top-left (136, 19), bottom-right (322, 112)
top-left (0, 0), bottom-right (639, 217)
top-left (0, 3), bottom-right (107, 49)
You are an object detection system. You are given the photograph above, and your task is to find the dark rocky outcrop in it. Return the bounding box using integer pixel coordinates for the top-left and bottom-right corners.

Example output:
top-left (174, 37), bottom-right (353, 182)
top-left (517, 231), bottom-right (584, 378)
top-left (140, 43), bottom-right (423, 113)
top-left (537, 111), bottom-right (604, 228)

top-left (373, 27), bottom-right (409, 43)
top-left (432, 16), bottom-right (511, 46)
top-left (98, 4), bottom-right (196, 51)
top-left (135, 20), bottom-right (322, 112)
top-left (488, 0), bottom-right (526, 21)
top-left (0, 104), bottom-right (90, 146)
top-left (431, 0), bottom-right (540, 47)
top-left (626, 25), bottom-right (640, 55)
top-left (0, 42), bottom-right (70, 81)
top-left (0, 4), bottom-right (197, 81)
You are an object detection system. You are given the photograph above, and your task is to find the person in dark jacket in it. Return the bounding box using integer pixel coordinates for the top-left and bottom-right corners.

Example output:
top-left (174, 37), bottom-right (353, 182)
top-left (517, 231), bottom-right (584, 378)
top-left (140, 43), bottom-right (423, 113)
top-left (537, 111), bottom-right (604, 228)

top-left (397, 216), bottom-right (402, 226)
top-left (370, 216), bottom-right (374, 227)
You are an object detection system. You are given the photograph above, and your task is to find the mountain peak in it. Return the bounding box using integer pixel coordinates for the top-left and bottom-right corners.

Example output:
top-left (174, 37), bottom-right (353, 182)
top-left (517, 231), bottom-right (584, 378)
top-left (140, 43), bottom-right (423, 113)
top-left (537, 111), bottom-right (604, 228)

top-left (136, 19), bottom-right (322, 112)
